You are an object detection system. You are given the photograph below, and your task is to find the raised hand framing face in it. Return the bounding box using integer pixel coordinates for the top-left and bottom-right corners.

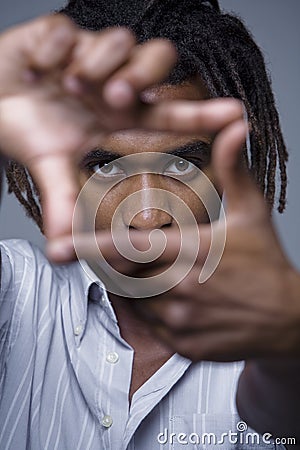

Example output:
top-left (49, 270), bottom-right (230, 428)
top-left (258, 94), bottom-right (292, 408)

top-left (1, 7), bottom-right (300, 443)
top-left (0, 14), bottom-right (299, 364)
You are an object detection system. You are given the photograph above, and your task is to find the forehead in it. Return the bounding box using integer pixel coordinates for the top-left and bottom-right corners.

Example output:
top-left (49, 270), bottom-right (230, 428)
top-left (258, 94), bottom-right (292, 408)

top-left (102, 80), bottom-right (210, 155)
top-left (141, 79), bottom-right (209, 102)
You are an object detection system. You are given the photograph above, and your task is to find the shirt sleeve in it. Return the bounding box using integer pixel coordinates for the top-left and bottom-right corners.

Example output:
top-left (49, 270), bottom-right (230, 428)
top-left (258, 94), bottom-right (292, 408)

top-left (0, 239), bottom-right (61, 379)
top-left (0, 240), bottom-right (44, 375)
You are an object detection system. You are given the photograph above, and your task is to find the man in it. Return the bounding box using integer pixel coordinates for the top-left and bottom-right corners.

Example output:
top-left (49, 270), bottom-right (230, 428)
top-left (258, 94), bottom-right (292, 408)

top-left (0, 1), bottom-right (299, 449)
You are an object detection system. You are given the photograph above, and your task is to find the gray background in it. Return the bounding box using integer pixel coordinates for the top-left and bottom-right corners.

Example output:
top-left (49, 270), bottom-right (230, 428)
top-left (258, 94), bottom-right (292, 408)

top-left (0, 0), bottom-right (299, 269)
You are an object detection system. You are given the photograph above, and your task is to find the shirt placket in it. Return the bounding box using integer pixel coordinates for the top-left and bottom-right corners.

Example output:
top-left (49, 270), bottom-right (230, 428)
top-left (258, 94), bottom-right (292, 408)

top-left (123, 353), bottom-right (191, 449)
top-left (95, 309), bottom-right (134, 450)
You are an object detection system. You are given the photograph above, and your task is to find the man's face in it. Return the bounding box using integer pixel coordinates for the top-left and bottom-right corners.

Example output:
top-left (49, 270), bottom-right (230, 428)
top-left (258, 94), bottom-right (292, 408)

top-left (78, 80), bottom-right (220, 232)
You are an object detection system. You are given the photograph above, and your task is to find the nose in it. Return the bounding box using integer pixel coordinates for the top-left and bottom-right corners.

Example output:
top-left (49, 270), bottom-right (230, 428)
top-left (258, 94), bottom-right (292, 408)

top-left (121, 174), bottom-right (173, 231)
top-left (128, 208), bottom-right (172, 230)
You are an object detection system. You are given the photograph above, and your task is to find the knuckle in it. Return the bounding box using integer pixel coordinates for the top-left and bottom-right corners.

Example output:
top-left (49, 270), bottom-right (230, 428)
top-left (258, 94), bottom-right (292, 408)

top-left (104, 27), bottom-right (136, 48)
top-left (162, 302), bottom-right (191, 331)
top-left (28, 15), bottom-right (77, 60)
top-left (49, 18), bottom-right (77, 42)
top-left (156, 38), bottom-right (177, 61)
top-left (43, 14), bottom-right (76, 35)
top-left (75, 29), bottom-right (136, 76)
top-left (227, 98), bottom-right (244, 119)
top-left (145, 38), bottom-right (176, 55)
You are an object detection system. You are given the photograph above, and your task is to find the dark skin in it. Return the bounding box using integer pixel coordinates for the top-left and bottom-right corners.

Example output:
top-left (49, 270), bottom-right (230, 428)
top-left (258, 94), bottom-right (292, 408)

top-left (73, 83), bottom-right (300, 404)
top-left (78, 82), bottom-right (216, 400)
top-left (0, 14), bottom-right (300, 435)
top-left (0, 14), bottom-right (248, 400)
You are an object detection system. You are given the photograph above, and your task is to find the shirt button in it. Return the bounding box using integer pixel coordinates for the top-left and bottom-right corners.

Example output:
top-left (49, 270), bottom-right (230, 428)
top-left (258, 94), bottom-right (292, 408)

top-left (98, 286), bottom-right (104, 296)
top-left (106, 351), bottom-right (119, 364)
top-left (74, 324), bottom-right (83, 336)
top-left (101, 415), bottom-right (113, 428)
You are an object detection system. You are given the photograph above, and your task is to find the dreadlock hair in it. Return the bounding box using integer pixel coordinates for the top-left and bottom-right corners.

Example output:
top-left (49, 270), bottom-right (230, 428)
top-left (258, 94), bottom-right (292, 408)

top-left (5, 0), bottom-right (288, 233)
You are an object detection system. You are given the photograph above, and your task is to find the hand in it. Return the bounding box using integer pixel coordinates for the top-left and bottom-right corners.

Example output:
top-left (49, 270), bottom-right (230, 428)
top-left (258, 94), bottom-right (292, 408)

top-left (133, 124), bottom-right (300, 361)
top-left (0, 14), bottom-right (177, 238)
top-left (54, 99), bottom-right (300, 362)
top-left (138, 125), bottom-right (300, 361)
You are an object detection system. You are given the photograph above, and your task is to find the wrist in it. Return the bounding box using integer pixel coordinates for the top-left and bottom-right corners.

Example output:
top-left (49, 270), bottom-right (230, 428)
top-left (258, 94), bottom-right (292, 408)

top-left (285, 267), bottom-right (300, 354)
top-left (287, 267), bottom-right (300, 312)
top-left (271, 266), bottom-right (300, 357)
top-left (237, 359), bottom-right (300, 439)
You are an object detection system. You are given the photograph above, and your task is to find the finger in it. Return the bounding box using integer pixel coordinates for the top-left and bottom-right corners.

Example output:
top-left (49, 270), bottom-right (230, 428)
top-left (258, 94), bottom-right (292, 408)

top-left (64, 28), bottom-right (135, 93)
top-left (27, 15), bottom-right (77, 71)
top-left (152, 327), bottom-right (256, 362)
top-left (16, 15), bottom-right (76, 70)
top-left (0, 15), bottom-right (77, 91)
top-left (48, 228), bottom-right (178, 263)
top-left (28, 154), bottom-right (80, 240)
top-left (135, 295), bottom-right (272, 333)
top-left (139, 98), bottom-right (244, 133)
top-left (48, 224), bottom-right (212, 266)
top-left (47, 228), bottom-right (154, 267)
top-left (48, 229), bottom-right (165, 263)
top-left (47, 229), bottom-right (118, 262)
top-left (103, 39), bottom-right (177, 108)
top-left (212, 118), bottom-right (268, 217)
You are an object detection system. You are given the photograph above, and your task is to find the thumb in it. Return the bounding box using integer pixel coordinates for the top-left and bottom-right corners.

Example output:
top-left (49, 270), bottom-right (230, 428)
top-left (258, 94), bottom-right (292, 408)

top-left (212, 119), bottom-right (267, 217)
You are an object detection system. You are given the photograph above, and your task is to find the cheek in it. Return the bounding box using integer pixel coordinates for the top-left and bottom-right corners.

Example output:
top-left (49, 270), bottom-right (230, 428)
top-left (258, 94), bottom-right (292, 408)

top-left (162, 168), bottom-right (221, 224)
top-left (95, 187), bottom-right (124, 230)
top-left (78, 171), bottom-right (118, 230)
top-left (163, 179), bottom-right (209, 224)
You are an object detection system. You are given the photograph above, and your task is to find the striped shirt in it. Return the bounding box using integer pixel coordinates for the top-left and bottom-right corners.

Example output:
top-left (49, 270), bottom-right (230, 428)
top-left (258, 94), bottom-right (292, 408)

top-left (0, 239), bottom-right (284, 450)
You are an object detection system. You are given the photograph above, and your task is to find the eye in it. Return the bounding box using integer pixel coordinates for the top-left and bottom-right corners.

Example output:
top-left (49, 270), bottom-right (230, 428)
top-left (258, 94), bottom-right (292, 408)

top-left (89, 161), bottom-right (124, 178)
top-left (164, 158), bottom-right (196, 176)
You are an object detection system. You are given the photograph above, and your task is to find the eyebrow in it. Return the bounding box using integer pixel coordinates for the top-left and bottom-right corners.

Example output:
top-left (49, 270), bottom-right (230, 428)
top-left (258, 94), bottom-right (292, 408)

top-left (167, 141), bottom-right (211, 158)
top-left (82, 140), bottom-right (211, 162)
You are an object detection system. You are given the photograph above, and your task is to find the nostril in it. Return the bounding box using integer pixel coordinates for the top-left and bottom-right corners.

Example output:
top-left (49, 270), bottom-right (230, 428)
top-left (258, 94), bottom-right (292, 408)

top-left (124, 208), bottom-right (173, 231)
top-left (160, 222), bottom-right (172, 229)
top-left (128, 221), bottom-right (172, 230)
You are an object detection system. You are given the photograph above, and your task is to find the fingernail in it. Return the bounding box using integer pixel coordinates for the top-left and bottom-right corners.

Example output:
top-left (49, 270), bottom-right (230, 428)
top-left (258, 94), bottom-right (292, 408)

top-left (104, 80), bottom-right (134, 108)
